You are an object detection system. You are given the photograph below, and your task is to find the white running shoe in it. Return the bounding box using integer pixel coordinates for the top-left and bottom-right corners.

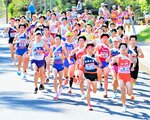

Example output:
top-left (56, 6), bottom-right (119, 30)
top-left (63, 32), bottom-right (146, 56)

top-left (122, 106), bottom-right (127, 112)
top-left (58, 88), bottom-right (62, 95)
top-left (112, 90), bottom-right (118, 99)
top-left (81, 94), bottom-right (86, 100)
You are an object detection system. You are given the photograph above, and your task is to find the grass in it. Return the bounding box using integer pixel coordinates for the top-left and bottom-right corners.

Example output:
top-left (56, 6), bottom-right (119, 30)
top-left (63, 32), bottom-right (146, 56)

top-left (138, 26), bottom-right (150, 43)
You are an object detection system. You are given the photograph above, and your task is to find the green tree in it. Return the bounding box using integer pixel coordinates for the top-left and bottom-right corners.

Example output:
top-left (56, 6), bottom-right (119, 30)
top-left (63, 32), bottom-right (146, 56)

top-left (53, 0), bottom-right (72, 12)
top-left (7, 0), bottom-right (30, 18)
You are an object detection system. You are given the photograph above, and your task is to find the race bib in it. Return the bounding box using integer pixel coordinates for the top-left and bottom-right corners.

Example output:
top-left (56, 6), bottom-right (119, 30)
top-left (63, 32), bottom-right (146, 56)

top-left (10, 33), bottom-right (16, 37)
top-left (51, 25), bottom-right (56, 31)
top-left (119, 66), bottom-right (130, 73)
top-left (62, 28), bottom-right (67, 36)
top-left (100, 52), bottom-right (108, 58)
top-left (19, 40), bottom-right (26, 48)
top-left (54, 53), bottom-right (61, 60)
top-left (85, 63), bottom-right (95, 70)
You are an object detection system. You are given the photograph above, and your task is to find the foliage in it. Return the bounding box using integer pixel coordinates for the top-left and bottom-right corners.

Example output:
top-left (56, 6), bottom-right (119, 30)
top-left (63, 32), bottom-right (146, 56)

top-left (117, 0), bottom-right (150, 18)
top-left (84, 0), bottom-right (103, 9)
top-left (138, 26), bottom-right (150, 43)
top-left (7, 0), bottom-right (30, 18)
top-left (53, 0), bottom-right (72, 12)
top-left (0, 0), bottom-right (5, 15)
top-left (0, 0), bottom-right (149, 18)
top-left (81, 0), bottom-right (150, 18)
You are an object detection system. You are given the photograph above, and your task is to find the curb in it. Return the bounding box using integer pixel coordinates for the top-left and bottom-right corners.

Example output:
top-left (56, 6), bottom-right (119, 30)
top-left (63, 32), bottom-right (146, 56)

top-left (139, 61), bottom-right (150, 74)
top-left (137, 42), bottom-right (150, 74)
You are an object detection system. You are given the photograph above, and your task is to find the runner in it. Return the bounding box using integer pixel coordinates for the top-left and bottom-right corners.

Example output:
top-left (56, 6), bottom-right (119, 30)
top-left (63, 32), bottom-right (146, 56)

top-left (108, 37), bottom-right (120, 99)
top-left (2, 18), bottom-right (18, 65)
top-left (109, 43), bottom-right (134, 112)
top-left (28, 30), bottom-right (49, 94)
top-left (102, 6), bottom-right (110, 27)
top-left (116, 5), bottom-right (123, 27)
top-left (59, 17), bottom-right (71, 41)
top-left (80, 43), bottom-right (101, 110)
top-left (63, 32), bottom-right (75, 93)
top-left (110, 5), bottom-right (117, 24)
top-left (38, 15), bottom-right (46, 26)
top-left (13, 24), bottom-right (29, 79)
top-left (43, 26), bottom-right (54, 82)
top-left (49, 13), bottom-right (59, 38)
top-left (69, 36), bottom-right (87, 99)
top-left (48, 34), bottom-right (67, 100)
top-left (123, 7), bottom-right (131, 32)
top-left (117, 26), bottom-right (124, 38)
top-left (82, 24), bottom-right (95, 42)
top-left (109, 29), bottom-right (117, 44)
top-left (95, 33), bottom-right (110, 97)
top-left (128, 35), bottom-right (144, 100)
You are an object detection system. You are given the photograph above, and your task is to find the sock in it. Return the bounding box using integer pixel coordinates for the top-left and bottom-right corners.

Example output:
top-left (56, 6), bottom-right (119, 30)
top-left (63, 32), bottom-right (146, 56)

top-left (69, 77), bottom-right (73, 88)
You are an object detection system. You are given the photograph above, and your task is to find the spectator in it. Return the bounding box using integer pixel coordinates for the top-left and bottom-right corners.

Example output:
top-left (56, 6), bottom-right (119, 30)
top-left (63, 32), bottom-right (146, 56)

top-left (144, 11), bottom-right (150, 27)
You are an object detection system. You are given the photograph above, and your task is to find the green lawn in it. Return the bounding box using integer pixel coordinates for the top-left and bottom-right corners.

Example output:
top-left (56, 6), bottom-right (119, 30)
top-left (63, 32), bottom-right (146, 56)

top-left (138, 26), bottom-right (150, 43)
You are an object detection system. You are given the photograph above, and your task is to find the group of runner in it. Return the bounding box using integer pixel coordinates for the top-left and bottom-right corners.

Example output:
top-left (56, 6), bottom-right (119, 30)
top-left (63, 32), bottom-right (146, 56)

top-left (2, 3), bottom-right (145, 112)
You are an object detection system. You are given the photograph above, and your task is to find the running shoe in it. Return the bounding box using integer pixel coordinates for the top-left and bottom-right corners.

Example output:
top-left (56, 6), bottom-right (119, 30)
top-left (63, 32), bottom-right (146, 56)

top-left (122, 106), bottom-right (127, 112)
top-left (23, 74), bottom-right (27, 79)
top-left (53, 94), bottom-right (58, 100)
top-left (58, 88), bottom-right (62, 95)
top-left (103, 94), bottom-right (107, 98)
top-left (34, 87), bottom-right (38, 94)
top-left (39, 84), bottom-right (44, 90)
top-left (12, 61), bottom-right (16, 66)
top-left (17, 71), bottom-right (21, 76)
top-left (81, 94), bottom-right (86, 100)
top-left (130, 95), bottom-right (135, 100)
top-left (112, 90), bottom-right (118, 99)
top-left (68, 89), bottom-right (72, 94)
top-left (100, 83), bottom-right (103, 90)
top-left (46, 77), bottom-right (49, 83)
top-left (88, 104), bottom-right (93, 111)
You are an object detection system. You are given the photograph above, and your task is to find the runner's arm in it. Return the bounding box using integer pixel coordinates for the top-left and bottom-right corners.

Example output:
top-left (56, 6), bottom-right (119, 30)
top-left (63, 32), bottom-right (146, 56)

top-left (137, 47), bottom-right (144, 58)
top-left (129, 54), bottom-right (136, 70)
top-left (43, 42), bottom-right (50, 52)
top-left (27, 43), bottom-right (33, 56)
top-left (69, 48), bottom-right (78, 58)
top-left (109, 56), bottom-right (118, 66)
top-left (80, 55), bottom-right (84, 67)
top-left (2, 27), bottom-right (9, 37)
top-left (95, 55), bottom-right (102, 67)
top-left (94, 44), bottom-right (100, 54)
top-left (46, 46), bottom-right (53, 59)
top-left (12, 34), bottom-right (19, 44)
top-left (106, 49), bottom-right (111, 62)
top-left (62, 46), bottom-right (68, 58)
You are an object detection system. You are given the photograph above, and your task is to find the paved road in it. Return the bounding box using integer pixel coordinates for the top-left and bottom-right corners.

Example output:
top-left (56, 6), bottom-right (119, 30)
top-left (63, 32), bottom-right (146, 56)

top-left (0, 38), bottom-right (150, 120)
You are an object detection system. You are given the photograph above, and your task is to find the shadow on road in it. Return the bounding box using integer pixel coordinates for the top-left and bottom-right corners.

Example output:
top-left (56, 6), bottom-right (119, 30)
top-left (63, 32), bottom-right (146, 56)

top-left (0, 91), bottom-right (65, 112)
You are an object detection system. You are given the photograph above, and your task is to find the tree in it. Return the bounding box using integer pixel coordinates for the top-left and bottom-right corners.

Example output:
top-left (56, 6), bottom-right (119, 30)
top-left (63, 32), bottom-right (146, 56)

top-left (7, 0), bottom-right (30, 18)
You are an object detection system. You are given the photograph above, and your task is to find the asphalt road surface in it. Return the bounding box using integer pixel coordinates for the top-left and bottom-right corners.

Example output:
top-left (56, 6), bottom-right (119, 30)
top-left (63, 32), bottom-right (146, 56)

top-left (0, 36), bottom-right (150, 120)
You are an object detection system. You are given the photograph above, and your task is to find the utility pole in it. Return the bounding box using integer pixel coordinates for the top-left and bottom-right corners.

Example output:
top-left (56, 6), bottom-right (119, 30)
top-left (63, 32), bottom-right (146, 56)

top-left (40, 0), bottom-right (42, 12)
top-left (50, 0), bottom-right (52, 10)
top-left (107, 0), bottom-right (111, 12)
top-left (45, 0), bottom-right (47, 11)
top-left (6, 0), bottom-right (8, 23)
